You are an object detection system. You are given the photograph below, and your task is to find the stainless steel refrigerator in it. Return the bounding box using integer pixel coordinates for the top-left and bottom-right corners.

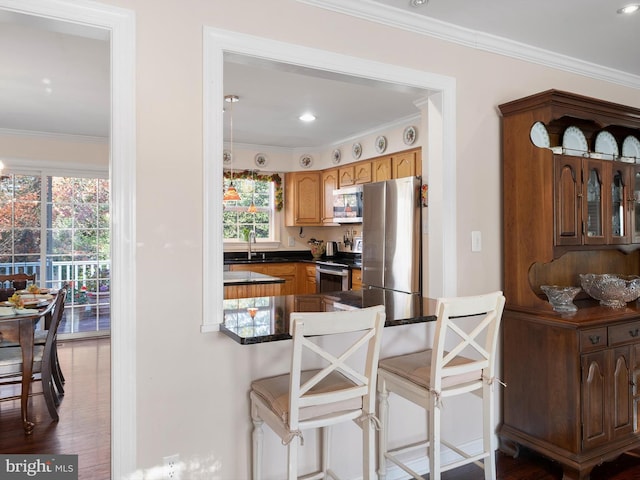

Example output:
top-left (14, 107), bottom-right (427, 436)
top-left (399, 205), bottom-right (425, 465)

top-left (362, 176), bottom-right (421, 295)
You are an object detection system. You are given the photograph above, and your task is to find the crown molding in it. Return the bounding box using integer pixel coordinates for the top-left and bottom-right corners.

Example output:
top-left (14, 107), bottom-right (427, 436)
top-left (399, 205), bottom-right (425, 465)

top-left (0, 156), bottom-right (108, 176)
top-left (0, 127), bottom-right (108, 144)
top-left (298, 0), bottom-right (640, 90)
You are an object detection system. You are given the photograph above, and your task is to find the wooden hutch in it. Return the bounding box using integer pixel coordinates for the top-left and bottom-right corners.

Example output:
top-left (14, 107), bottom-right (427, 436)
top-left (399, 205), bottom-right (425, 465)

top-left (500, 90), bottom-right (640, 479)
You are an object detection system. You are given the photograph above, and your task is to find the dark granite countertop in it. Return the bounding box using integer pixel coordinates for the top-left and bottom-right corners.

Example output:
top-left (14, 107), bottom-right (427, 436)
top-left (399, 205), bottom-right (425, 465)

top-left (221, 289), bottom-right (437, 344)
top-left (223, 271), bottom-right (285, 286)
top-left (224, 250), bottom-right (362, 268)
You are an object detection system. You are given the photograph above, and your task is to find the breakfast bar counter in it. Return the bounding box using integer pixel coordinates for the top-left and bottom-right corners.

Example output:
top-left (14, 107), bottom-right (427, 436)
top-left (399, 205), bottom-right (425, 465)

top-left (221, 289), bottom-right (437, 344)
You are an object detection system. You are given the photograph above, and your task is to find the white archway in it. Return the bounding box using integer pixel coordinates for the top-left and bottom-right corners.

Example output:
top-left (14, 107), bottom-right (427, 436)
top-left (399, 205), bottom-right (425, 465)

top-left (0, 1), bottom-right (137, 477)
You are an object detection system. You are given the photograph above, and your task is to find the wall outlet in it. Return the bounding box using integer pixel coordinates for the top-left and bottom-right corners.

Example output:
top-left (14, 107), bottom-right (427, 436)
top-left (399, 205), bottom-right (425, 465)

top-left (164, 454), bottom-right (181, 480)
top-left (288, 236), bottom-right (295, 247)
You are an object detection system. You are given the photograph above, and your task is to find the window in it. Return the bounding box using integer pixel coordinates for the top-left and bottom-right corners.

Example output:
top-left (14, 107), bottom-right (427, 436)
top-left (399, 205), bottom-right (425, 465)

top-left (0, 175), bottom-right (41, 278)
top-left (0, 172), bottom-right (110, 337)
top-left (223, 171), bottom-right (283, 242)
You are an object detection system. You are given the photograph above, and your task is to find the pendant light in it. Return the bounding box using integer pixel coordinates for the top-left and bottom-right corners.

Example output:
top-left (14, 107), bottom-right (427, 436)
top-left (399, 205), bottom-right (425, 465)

top-left (223, 94), bottom-right (241, 202)
top-left (247, 169), bottom-right (258, 213)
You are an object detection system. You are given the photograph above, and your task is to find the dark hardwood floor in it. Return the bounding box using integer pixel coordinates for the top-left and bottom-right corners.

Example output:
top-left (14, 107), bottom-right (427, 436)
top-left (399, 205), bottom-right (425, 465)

top-left (427, 447), bottom-right (640, 480)
top-left (3, 337), bottom-right (640, 479)
top-left (0, 337), bottom-right (110, 480)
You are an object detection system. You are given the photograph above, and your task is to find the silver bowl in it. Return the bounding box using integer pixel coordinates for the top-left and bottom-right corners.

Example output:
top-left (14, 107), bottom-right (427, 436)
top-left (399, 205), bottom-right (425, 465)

top-left (579, 274), bottom-right (640, 308)
top-left (540, 285), bottom-right (581, 313)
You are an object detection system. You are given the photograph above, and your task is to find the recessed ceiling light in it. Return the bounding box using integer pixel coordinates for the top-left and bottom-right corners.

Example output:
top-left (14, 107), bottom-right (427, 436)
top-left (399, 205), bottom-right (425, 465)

top-left (617, 3), bottom-right (640, 14)
top-left (299, 113), bottom-right (316, 122)
top-left (410, 0), bottom-right (428, 7)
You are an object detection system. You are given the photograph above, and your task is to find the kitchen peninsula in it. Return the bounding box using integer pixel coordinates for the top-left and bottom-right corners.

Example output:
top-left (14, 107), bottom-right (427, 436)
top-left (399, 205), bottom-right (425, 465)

top-left (221, 289), bottom-right (436, 344)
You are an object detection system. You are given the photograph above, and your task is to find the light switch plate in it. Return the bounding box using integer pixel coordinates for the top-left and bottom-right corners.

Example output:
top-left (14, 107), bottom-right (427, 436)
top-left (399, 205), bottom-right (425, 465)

top-left (471, 231), bottom-right (482, 252)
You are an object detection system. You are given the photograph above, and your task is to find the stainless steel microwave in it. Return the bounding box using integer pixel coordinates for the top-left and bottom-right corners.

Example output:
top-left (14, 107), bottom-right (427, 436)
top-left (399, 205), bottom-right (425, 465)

top-left (333, 185), bottom-right (363, 223)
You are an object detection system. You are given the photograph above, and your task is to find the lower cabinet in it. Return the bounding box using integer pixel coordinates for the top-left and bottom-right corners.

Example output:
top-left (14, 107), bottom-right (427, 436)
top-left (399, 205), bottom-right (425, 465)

top-left (581, 346), bottom-right (633, 451)
top-left (299, 264), bottom-right (317, 294)
top-left (500, 310), bottom-right (640, 480)
top-left (224, 282), bottom-right (283, 300)
top-left (351, 268), bottom-right (362, 291)
top-left (229, 263), bottom-right (298, 296)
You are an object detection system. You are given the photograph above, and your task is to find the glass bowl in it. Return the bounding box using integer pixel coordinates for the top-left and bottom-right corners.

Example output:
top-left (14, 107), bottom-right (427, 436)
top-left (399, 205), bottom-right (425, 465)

top-left (579, 274), bottom-right (640, 308)
top-left (540, 285), bottom-right (581, 313)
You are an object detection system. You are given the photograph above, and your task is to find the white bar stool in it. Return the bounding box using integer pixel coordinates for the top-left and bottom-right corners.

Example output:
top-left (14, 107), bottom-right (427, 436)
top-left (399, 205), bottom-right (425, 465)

top-left (250, 305), bottom-right (386, 480)
top-left (377, 291), bottom-right (505, 480)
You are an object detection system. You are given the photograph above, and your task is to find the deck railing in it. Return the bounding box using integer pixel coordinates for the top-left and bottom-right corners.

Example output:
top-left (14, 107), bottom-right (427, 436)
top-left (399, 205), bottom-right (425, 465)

top-left (0, 260), bottom-right (109, 291)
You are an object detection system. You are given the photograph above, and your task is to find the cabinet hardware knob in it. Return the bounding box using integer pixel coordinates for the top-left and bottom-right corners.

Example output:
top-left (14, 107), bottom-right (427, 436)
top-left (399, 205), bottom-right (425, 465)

top-left (589, 335), bottom-right (600, 344)
top-left (630, 329), bottom-right (640, 337)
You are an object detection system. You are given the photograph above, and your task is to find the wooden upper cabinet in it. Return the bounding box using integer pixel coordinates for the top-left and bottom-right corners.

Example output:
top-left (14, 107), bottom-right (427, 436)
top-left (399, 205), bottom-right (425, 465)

top-left (339, 166), bottom-right (355, 186)
top-left (321, 169), bottom-right (339, 224)
top-left (284, 148), bottom-right (421, 228)
top-left (554, 155), bottom-right (638, 247)
top-left (353, 162), bottom-right (372, 184)
top-left (284, 171), bottom-right (322, 226)
top-left (554, 155), bottom-right (582, 246)
top-left (392, 150), bottom-right (421, 178)
top-left (501, 89), bottom-right (640, 308)
top-left (632, 168), bottom-right (640, 244)
top-left (373, 157), bottom-right (392, 182)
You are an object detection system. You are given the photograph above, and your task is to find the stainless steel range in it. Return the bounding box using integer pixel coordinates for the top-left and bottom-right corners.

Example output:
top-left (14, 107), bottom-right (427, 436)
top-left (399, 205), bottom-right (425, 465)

top-left (315, 260), bottom-right (351, 293)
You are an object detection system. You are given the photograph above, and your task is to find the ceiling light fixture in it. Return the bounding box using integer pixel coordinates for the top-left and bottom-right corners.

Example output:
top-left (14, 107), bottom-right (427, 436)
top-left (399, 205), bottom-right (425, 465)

top-left (223, 94), bottom-right (241, 202)
top-left (299, 113), bottom-right (316, 122)
top-left (410, 0), bottom-right (428, 7)
top-left (618, 3), bottom-right (640, 14)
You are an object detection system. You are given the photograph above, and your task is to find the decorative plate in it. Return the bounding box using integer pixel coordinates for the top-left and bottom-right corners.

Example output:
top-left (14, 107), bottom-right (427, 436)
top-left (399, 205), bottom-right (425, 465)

top-left (352, 142), bottom-right (362, 160)
top-left (332, 148), bottom-right (341, 165)
top-left (562, 126), bottom-right (588, 156)
top-left (299, 154), bottom-right (313, 169)
top-left (594, 131), bottom-right (619, 158)
top-left (254, 153), bottom-right (268, 168)
top-left (375, 135), bottom-right (387, 154)
top-left (403, 126), bottom-right (417, 146)
top-left (223, 150), bottom-right (232, 164)
top-left (529, 121), bottom-right (550, 148)
top-left (622, 135), bottom-right (640, 159)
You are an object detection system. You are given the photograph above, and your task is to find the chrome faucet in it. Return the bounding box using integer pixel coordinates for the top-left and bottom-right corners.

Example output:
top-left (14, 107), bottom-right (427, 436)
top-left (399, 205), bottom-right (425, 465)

top-left (248, 230), bottom-right (257, 259)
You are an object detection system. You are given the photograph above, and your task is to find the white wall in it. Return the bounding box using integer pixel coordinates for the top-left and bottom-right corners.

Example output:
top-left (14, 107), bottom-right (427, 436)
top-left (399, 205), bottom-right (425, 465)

top-left (7, 0), bottom-right (640, 478)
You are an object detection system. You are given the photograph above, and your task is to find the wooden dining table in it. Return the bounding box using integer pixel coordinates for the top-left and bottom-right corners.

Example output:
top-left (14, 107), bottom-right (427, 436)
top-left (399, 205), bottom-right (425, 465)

top-left (0, 299), bottom-right (56, 434)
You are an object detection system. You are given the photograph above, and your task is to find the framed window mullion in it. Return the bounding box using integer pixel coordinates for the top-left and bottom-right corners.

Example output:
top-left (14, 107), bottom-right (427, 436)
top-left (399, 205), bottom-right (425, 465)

top-left (39, 172), bottom-right (48, 285)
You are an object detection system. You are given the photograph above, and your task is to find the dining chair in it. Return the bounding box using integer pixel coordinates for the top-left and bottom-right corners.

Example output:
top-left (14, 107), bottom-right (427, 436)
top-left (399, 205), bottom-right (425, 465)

top-left (250, 305), bottom-right (386, 480)
top-left (0, 284), bottom-right (68, 397)
top-left (377, 291), bottom-right (506, 480)
top-left (0, 273), bottom-right (37, 291)
top-left (0, 284), bottom-right (69, 421)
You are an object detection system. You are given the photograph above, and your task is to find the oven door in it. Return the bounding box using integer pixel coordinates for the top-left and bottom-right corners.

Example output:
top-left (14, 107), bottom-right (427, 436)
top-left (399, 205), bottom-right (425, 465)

top-left (316, 265), bottom-right (350, 293)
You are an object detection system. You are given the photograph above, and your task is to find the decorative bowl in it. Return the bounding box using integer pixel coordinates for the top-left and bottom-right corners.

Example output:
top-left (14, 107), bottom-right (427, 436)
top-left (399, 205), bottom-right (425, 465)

top-left (579, 273), bottom-right (640, 308)
top-left (540, 285), bottom-right (581, 313)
